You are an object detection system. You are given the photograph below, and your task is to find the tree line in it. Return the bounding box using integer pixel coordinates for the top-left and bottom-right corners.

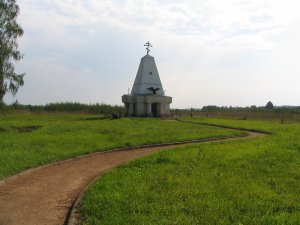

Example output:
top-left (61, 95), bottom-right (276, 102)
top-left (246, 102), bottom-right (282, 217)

top-left (170, 103), bottom-right (300, 122)
top-left (4, 102), bottom-right (124, 115)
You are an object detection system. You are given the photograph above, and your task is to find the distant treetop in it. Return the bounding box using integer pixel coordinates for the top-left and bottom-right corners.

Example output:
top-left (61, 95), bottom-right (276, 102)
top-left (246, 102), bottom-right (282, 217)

top-left (265, 101), bottom-right (274, 109)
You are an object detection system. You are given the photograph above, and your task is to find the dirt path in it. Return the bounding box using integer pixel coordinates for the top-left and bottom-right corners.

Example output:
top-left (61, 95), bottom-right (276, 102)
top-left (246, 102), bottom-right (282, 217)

top-left (0, 131), bottom-right (265, 225)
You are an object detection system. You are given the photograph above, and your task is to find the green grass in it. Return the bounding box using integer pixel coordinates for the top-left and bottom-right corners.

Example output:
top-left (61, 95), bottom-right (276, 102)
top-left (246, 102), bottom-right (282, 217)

top-left (0, 113), bottom-right (243, 179)
top-left (81, 118), bottom-right (300, 225)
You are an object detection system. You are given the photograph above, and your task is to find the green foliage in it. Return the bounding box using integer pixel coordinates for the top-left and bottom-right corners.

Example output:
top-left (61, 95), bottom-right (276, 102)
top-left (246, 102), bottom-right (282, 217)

top-left (0, 113), bottom-right (242, 178)
top-left (4, 102), bottom-right (300, 120)
top-left (81, 118), bottom-right (300, 225)
top-left (173, 107), bottom-right (300, 121)
top-left (174, 105), bottom-right (300, 114)
top-left (0, 0), bottom-right (25, 103)
top-left (3, 102), bottom-right (125, 115)
top-left (43, 102), bottom-right (124, 115)
top-left (266, 101), bottom-right (274, 109)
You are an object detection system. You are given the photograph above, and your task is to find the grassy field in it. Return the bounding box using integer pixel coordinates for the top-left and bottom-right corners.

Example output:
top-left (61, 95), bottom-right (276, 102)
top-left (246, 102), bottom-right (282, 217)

top-left (81, 117), bottom-right (300, 225)
top-left (0, 113), bottom-right (244, 179)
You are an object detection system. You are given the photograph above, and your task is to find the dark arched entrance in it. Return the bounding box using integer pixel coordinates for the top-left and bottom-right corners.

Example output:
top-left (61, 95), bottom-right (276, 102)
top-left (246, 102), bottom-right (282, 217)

top-left (151, 103), bottom-right (158, 117)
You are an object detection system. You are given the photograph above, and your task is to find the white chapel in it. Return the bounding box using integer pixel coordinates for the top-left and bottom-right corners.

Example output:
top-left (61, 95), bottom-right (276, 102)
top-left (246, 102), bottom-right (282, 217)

top-left (122, 42), bottom-right (172, 117)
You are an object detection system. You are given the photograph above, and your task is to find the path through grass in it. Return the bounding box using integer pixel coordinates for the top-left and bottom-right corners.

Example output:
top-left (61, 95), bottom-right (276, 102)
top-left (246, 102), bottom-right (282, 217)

top-left (0, 113), bottom-right (243, 179)
top-left (81, 118), bottom-right (300, 225)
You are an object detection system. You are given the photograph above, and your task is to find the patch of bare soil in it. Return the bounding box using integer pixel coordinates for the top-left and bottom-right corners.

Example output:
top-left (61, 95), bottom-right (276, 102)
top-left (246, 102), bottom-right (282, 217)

top-left (0, 131), bottom-right (265, 225)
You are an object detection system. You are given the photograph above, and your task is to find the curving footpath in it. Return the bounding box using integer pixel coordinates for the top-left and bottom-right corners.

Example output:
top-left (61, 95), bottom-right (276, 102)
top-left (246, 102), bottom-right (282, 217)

top-left (0, 129), bottom-right (266, 225)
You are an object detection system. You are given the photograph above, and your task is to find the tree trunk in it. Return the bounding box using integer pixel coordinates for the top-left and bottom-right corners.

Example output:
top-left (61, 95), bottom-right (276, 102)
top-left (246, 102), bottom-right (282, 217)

top-left (0, 70), bottom-right (4, 105)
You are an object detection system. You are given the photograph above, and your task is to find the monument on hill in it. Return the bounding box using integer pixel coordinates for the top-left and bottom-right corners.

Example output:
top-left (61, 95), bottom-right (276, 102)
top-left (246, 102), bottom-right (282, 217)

top-left (122, 41), bottom-right (172, 117)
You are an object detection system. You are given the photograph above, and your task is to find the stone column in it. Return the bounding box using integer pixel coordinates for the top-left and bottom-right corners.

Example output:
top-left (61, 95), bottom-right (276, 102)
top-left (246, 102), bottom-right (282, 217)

top-left (135, 102), bottom-right (142, 116)
top-left (124, 103), bottom-right (128, 116)
top-left (165, 104), bottom-right (170, 117)
top-left (160, 103), bottom-right (164, 117)
top-left (129, 103), bottom-right (134, 117)
top-left (147, 102), bottom-right (151, 116)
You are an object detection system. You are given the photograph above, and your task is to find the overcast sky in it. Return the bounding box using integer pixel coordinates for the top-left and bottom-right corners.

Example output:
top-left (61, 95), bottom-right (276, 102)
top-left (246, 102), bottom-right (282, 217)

top-left (5, 0), bottom-right (300, 108)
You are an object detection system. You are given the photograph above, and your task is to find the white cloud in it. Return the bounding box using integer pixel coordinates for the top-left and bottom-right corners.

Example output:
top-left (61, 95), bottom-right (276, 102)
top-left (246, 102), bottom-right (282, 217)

top-left (20, 0), bottom-right (300, 49)
top-left (17, 0), bottom-right (300, 58)
top-left (7, 0), bottom-right (300, 107)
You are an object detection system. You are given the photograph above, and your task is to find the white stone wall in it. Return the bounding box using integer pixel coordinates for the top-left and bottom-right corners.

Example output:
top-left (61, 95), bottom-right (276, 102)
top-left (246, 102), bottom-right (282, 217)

top-left (131, 55), bottom-right (165, 96)
top-left (122, 95), bottom-right (172, 117)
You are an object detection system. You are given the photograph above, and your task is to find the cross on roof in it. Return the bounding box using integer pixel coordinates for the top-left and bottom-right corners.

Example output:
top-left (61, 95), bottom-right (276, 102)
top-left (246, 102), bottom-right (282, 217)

top-left (144, 41), bottom-right (153, 54)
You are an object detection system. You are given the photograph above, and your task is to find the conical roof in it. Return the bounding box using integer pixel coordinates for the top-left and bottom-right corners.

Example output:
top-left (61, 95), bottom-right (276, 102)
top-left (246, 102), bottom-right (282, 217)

top-left (131, 54), bottom-right (164, 96)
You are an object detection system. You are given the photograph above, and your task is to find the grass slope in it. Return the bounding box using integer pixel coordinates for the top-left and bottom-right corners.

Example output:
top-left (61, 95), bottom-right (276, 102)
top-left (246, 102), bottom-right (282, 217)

top-left (82, 118), bottom-right (300, 225)
top-left (0, 113), bottom-right (243, 179)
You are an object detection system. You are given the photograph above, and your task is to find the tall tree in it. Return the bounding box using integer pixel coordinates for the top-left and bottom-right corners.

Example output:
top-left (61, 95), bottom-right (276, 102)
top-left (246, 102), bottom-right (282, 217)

top-left (0, 0), bottom-right (24, 104)
top-left (265, 101), bottom-right (274, 109)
